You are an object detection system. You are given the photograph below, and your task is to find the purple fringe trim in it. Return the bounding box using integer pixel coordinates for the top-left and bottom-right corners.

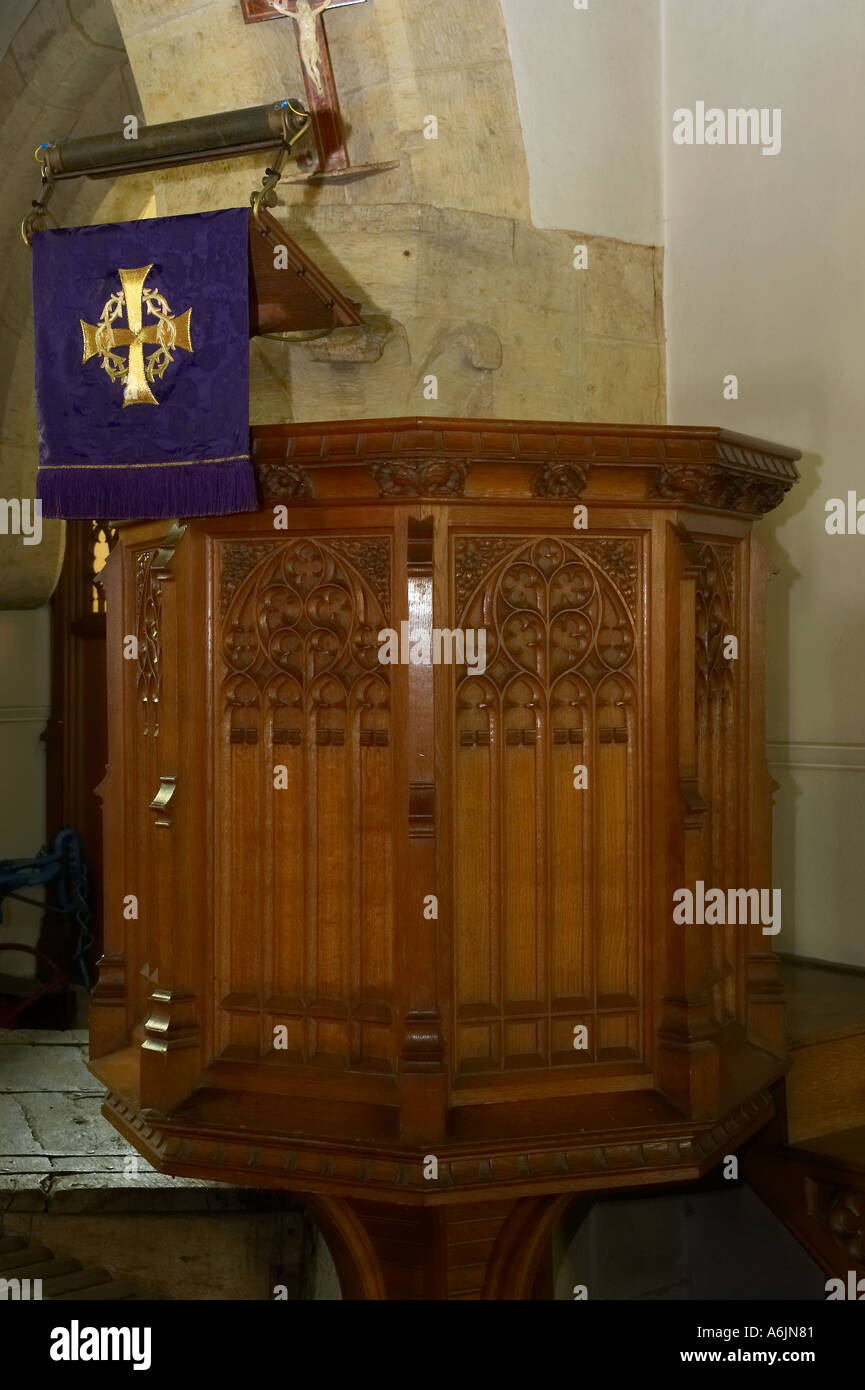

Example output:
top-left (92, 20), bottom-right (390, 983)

top-left (36, 460), bottom-right (259, 520)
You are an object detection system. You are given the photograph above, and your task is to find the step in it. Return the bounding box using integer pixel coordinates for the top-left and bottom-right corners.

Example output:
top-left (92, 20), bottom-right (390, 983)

top-left (745, 1118), bottom-right (865, 1282)
top-left (788, 1125), bottom-right (865, 1172)
top-left (743, 962), bottom-right (865, 1282)
top-left (781, 958), bottom-right (865, 1143)
top-left (5, 1257), bottom-right (81, 1281)
top-left (0, 1239), bottom-right (168, 1300)
top-left (52, 1279), bottom-right (141, 1300)
top-left (41, 1268), bottom-right (114, 1297)
top-left (0, 1246), bottom-right (53, 1275)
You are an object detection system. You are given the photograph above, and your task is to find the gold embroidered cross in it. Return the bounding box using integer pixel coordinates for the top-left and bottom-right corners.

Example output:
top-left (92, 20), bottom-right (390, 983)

top-left (81, 264), bottom-right (193, 407)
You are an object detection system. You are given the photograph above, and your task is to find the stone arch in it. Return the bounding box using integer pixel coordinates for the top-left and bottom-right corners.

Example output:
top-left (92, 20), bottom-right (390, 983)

top-left (0, 0), bottom-right (146, 606)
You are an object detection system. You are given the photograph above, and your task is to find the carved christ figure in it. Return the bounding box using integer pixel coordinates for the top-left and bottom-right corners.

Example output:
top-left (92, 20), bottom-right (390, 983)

top-left (271, 0), bottom-right (334, 94)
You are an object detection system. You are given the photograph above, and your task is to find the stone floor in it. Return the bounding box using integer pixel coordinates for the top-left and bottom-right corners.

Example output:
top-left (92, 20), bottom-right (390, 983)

top-left (0, 1028), bottom-right (341, 1299)
top-left (0, 1026), bottom-right (216, 1211)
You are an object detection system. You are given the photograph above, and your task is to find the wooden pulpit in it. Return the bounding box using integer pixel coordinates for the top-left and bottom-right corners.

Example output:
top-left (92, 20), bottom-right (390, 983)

top-left (90, 417), bottom-right (800, 1299)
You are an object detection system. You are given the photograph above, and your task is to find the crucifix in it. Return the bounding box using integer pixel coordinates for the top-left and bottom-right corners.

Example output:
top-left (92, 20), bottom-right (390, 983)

top-left (240, 0), bottom-right (397, 182)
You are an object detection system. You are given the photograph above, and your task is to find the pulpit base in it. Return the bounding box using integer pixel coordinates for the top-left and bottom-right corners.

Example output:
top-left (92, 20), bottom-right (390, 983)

top-left (307, 1193), bottom-right (570, 1300)
top-left (93, 1040), bottom-right (784, 1299)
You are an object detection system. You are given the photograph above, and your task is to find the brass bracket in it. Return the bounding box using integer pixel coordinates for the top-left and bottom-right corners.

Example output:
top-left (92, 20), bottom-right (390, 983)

top-left (250, 99), bottom-right (312, 225)
top-left (151, 521), bottom-right (188, 580)
top-left (149, 776), bottom-right (177, 827)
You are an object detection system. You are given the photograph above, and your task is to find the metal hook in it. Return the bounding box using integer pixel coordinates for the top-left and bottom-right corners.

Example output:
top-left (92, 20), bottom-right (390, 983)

top-left (250, 100), bottom-right (312, 226)
top-left (22, 145), bottom-right (57, 249)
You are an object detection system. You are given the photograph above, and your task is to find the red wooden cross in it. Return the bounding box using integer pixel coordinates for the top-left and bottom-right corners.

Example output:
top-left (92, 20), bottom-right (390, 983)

top-left (239, 0), bottom-right (366, 176)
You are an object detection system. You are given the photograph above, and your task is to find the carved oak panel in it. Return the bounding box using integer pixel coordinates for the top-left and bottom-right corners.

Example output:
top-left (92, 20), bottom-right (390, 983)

top-left (215, 535), bottom-right (395, 1075)
top-left (450, 534), bottom-right (642, 1077)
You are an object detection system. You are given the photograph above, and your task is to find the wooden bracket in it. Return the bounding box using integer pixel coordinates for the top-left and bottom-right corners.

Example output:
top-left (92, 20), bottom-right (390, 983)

top-left (248, 207), bottom-right (363, 335)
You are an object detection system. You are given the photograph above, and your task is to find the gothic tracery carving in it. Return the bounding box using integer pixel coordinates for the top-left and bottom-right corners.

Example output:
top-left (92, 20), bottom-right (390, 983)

top-left (455, 536), bottom-right (636, 708)
top-left (694, 541), bottom-right (737, 690)
top-left (220, 537), bottom-right (392, 745)
top-left (455, 534), bottom-right (639, 628)
top-left (135, 548), bottom-right (160, 736)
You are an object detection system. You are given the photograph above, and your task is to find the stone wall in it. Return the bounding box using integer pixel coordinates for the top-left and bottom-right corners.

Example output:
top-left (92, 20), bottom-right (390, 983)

top-left (0, 0), bottom-right (147, 607)
top-left (113, 0), bottom-right (665, 427)
top-left (0, 0), bottom-right (665, 608)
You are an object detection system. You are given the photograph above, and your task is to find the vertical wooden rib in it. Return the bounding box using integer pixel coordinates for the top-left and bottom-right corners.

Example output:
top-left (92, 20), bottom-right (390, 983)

top-left (356, 676), bottom-right (392, 1063)
top-left (230, 725), bottom-right (262, 1044)
top-left (549, 675), bottom-right (592, 1057)
top-left (501, 681), bottom-right (542, 1060)
top-left (595, 677), bottom-right (631, 1006)
top-left (400, 512), bottom-right (446, 1139)
top-left (454, 687), bottom-right (495, 1058)
top-left (261, 706), bottom-right (275, 1057)
top-left (314, 707), bottom-right (349, 1061)
top-left (271, 680), bottom-right (305, 1040)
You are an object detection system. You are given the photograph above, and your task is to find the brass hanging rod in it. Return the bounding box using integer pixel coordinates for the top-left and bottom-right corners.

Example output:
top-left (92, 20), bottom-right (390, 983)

top-left (22, 100), bottom-right (312, 246)
top-left (40, 100), bottom-right (309, 180)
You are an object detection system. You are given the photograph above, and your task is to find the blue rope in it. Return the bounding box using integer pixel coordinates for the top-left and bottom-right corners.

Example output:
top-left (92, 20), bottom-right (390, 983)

top-left (0, 828), bottom-right (93, 989)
